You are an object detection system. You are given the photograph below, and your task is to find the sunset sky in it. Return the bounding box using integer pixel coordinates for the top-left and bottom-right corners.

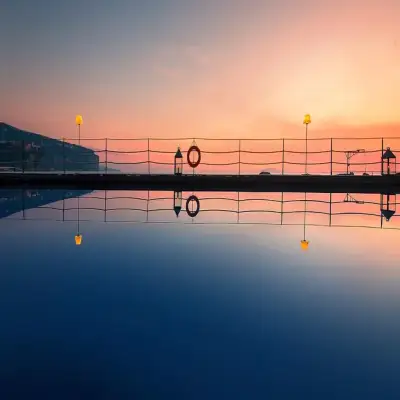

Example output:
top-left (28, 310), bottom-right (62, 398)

top-left (1, 0), bottom-right (400, 140)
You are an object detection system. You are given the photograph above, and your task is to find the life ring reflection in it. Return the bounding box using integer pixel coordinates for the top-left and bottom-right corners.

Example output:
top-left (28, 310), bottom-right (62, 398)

top-left (186, 195), bottom-right (200, 218)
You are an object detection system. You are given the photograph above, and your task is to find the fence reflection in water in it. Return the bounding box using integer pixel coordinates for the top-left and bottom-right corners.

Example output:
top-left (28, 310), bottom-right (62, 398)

top-left (3, 190), bottom-right (399, 231)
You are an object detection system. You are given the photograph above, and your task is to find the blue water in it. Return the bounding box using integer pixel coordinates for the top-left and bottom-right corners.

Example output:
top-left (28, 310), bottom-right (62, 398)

top-left (1, 191), bottom-right (400, 399)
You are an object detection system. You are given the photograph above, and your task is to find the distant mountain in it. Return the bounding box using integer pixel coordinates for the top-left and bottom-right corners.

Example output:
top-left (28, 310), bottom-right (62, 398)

top-left (0, 123), bottom-right (99, 171)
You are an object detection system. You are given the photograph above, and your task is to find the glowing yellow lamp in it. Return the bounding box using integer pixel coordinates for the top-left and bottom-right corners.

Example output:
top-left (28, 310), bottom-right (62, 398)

top-left (75, 234), bottom-right (83, 246)
top-left (303, 114), bottom-right (311, 125)
top-left (300, 240), bottom-right (309, 250)
top-left (75, 115), bottom-right (83, 126)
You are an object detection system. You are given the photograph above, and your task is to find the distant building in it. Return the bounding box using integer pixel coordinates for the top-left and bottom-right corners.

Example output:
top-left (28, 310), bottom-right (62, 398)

top-left (0, 123), bottom-right (99, 171)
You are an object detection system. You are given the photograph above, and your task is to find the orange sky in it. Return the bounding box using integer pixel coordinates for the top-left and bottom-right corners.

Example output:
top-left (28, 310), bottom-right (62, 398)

top-left (1, 0), bottom-right (400, 141)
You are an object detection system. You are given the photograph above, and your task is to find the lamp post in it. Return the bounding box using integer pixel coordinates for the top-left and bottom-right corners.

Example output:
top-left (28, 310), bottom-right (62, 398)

top-left (174, 146), bottom-right (183, 175)
top-left (381, 147), bottom-right (396, 175)
top-left (303, 114), bottom-right (311, 174)
top-left (76, 115), bottom-right (83, 144)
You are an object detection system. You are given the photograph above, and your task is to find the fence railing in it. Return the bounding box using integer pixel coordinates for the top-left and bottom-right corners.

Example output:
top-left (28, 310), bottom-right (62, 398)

top-left (0, 137), bottom-right (399, 176)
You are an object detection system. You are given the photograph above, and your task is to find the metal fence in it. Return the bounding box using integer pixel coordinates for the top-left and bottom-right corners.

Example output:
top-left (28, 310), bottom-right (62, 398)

top-left (1, 137), bottom-right (400, 176)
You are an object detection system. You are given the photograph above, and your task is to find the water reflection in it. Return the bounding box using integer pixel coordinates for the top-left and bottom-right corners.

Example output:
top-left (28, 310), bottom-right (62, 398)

top-left (1, 189), bottom-right (399, 247)
top-left (1, 190), bottom-right (397, 225)
top-left (1, 189), bottom-right (400, 398)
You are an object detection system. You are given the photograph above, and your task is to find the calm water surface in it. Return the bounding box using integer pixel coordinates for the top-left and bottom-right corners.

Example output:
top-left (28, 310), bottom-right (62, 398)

top-left (1, 190), bottom-right (400, 399)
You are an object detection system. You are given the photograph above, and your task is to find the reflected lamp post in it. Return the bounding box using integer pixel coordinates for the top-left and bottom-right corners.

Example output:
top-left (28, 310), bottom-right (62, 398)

top-left (380, 193), bottom-right (396, 222)
top-left (303, 114), bottom-right (311, 174)
top-left (173, 191), bottom-right (182, 217)
top-left (75, 233), bottom-right (82, 246)
top-left (300, 192), bottom-right (309, 250)
top-left (75, 197), bottom-right (83, 246)
top-left (174, 146), bottom-right (183, 175)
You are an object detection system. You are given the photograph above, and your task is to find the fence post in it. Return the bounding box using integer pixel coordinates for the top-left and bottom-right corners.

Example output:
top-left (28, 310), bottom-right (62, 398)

top-left (62, 191), bottom-right (65, 221)
top-left (22, 189), bottom-right (25, 219)
top-left (104, 190), bottom-right (107, 222)
top-left (282, 138), bottom-right (285, 175)
top-left (148, 138), bottom-right (150, 175)
top-left (62, 138), bottom-right (66, 174)
top-left (330, 138), bottom-right (333, 176)
top-left (21, 140), bottom-right (25, 173)
top-left (381, 137), bottom-right (384, 175)
top-left (146, 190), bottom-right (149, 222)
top-left (105, 138), bottom-right (108, 174)
top-left (192, 138), bottom-right (195, 176)
top-left (238, 139), bottom-right (241, 176)
top-left (237, 192), bottom-right (240, 223)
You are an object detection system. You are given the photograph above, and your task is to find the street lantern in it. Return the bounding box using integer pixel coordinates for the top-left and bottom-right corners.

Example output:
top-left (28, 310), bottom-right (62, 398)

top-left (173, 191), bottom-right (182, 217)
top-left (381, 147), bottom-right (396, 175)
top-left (380, 193), bottom-right (396, 221)
top-left (75, 115), bottom-right (83, 144)
top-left (303, 114), bottom-right (311, 174)
top-left (174, 146), bottom-right (183, 175)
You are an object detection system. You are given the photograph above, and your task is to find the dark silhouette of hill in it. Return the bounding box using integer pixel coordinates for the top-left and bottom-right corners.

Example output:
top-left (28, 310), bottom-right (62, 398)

top-left (0, 122), bottom-right (82, 149)
top-left (0, 123), bottom-right (99, 171)
top-left (0, 189), bottom-right (92, 219)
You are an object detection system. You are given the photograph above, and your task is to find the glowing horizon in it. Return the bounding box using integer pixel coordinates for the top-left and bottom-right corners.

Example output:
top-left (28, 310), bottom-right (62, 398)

top-left (1, 1), bottom-right (399, 140)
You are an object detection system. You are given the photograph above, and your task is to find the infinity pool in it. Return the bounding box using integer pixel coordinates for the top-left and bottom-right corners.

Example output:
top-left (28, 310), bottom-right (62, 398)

top-left (0, 190), bottom-right (399, 399)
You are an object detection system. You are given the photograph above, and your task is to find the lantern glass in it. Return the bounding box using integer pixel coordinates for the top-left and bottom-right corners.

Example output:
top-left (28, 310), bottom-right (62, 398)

top-left (174, 147), bottom-right (183, 175)
top-left (76, 115), bottom-right (83, 126)
top-left (303, 114), bottom-right (311, 125)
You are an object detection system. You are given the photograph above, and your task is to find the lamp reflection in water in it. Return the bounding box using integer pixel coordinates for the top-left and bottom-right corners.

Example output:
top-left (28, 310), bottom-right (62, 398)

top-left (380, 193), bottom-right (396, 222)
top-left (173, 191), bottom-right (182, 217)
top-left (75, 197), bottom-right (83, 246)
top-left (300, 193), bottom-right (309, 251)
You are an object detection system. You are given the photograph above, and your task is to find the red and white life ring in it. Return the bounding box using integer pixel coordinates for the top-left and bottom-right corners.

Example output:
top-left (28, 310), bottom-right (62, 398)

top-left (187, 145), bottom-right (201, 168)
